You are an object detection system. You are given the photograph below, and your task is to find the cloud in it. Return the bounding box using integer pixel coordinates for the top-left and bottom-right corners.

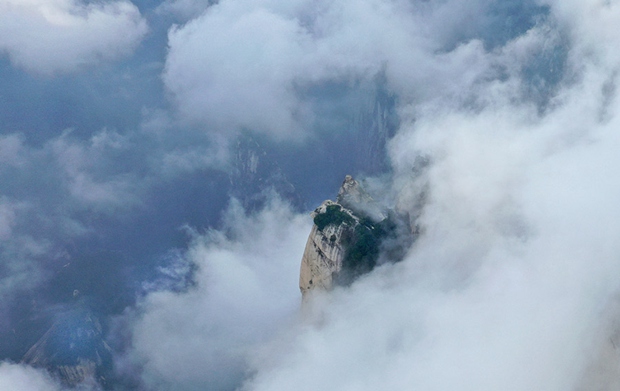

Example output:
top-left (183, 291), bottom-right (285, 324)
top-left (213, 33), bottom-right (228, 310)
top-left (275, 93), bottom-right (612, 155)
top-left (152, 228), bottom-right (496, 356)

top-left (127, 197), bottom-right (310, 390)
top-left (163, 3), bottom-right (311, 139)
top-left (0, 362), bottom-right (103, 390)
top-left (217, 2), bottom-right (620, 391)
top-left (4, 0), bottom-right (620, 390)
top-left (162, 0), bottom-right (514, 140)
top-left (0, 127), bottom-right (145, 308)
top-left (243, 92), bottom-right (620, 391)
top-left (0, 0), bottom-right (148, 75)
top-left (119, 0), bottom-right (619, 389)
top-left (155, 0), bottom-right (213, 20)
top-left (49, 129), bottom-right (141, 209)
top-left (0, 362), bottom-right (63, 391)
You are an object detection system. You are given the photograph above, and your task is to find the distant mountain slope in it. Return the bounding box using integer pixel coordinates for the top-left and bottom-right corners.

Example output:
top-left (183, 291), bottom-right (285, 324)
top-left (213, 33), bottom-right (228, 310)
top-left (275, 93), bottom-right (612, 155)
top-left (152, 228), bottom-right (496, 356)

top-left (22, 304), bottom-right (113, 388)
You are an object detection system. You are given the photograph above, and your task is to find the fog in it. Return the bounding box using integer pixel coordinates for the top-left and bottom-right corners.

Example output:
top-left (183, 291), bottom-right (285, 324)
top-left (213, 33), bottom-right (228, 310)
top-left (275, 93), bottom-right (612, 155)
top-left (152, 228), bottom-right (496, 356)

top-left (1, 0), bottom-right (620, 390)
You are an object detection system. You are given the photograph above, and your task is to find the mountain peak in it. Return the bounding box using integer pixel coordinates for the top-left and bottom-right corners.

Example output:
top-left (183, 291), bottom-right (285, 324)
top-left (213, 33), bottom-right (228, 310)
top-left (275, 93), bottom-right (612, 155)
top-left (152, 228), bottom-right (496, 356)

top-left (336, 175), bottom-right (373, 209)
top-left (300, 175), bottom-right (413, 301)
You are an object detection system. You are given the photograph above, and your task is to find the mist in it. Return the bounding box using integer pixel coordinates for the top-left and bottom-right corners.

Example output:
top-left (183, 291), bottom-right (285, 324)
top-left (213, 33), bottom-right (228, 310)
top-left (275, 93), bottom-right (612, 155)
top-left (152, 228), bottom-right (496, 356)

top-left (1, 0), bottom-right (620, 390)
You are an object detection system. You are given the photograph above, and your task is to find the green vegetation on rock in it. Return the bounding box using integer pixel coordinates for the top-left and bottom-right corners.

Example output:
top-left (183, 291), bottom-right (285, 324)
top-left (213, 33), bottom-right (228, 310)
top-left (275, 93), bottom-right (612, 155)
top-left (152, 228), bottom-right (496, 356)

top-left (313, 204), bottom-right (355, 231)
top-left (337, 214), bottom-right (401, 286)
top-left (312, 199), bottom-right (411, 287)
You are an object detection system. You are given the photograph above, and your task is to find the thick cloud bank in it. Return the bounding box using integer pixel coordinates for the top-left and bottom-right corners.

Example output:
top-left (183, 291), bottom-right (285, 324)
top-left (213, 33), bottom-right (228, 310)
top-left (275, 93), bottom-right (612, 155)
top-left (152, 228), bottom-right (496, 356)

top-left (0, 0), bottom-right (147, 74)
top-left (241, 2), bottom-right (620, 391)
top-left (132, 1), bottom-right (620, 391)
top-left (246, 89), bottom-right (620, 391)
top-left (3, 0), bottom-right (620, 390)
top-left (129, 199), bottom-right (309, 391)
top-left (163, 0), bottom-right (508, 139)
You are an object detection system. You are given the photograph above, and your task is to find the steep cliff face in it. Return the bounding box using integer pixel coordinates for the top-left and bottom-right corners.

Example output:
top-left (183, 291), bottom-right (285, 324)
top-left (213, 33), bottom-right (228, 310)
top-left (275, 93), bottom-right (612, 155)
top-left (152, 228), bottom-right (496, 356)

top-left (300, 176), bottom-right (413, 300)
top-left (299, 201), bottom-right (358, 297)
top-left (230, 133), bottom-right (303, 210)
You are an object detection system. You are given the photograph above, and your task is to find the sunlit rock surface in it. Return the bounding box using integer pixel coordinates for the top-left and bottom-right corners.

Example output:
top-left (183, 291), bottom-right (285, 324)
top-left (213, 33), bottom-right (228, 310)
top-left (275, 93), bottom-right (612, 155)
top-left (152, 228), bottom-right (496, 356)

top-left (299, 200), bottom-right (358, 298)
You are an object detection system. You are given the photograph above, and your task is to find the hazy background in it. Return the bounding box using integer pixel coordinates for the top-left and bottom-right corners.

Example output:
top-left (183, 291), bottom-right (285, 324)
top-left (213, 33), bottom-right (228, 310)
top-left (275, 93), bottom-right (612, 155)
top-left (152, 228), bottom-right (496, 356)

top-left (2, 0), bottom-right (620, 390)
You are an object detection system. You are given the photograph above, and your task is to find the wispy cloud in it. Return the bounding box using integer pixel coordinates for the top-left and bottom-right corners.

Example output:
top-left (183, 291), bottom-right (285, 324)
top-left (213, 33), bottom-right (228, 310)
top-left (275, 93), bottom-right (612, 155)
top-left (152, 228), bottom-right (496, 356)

top-left (2, 0), bottom-right (620, 389)
top-left (0, 0), bottom-right (148, 75)
top-left (134, 1), bottom-right (620, 390)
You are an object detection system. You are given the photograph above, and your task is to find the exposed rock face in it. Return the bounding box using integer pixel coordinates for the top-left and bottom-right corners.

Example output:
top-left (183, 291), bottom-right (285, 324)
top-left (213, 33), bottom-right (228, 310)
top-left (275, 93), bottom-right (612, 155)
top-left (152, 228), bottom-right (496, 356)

top-left (299, 200), bottom-right (357, 297)
top-left (300, 176), bottom-right (413, 300)
top-left (337, 175), bottom-right (371, 206)
top-left (337, 175), bottom-right (386, 221)
top-left (230, 133), bottom-right (303, 210)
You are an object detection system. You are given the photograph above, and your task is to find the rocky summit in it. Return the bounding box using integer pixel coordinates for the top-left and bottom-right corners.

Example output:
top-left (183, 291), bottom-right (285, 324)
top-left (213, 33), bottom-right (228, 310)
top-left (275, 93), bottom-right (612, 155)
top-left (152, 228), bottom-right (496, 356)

top-left (299, 175), bottom-right (413, 300)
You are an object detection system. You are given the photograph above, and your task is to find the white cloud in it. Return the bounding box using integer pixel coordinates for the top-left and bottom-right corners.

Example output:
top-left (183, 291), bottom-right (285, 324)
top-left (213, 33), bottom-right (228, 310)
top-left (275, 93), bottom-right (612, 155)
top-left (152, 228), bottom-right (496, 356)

top-left (243, 92), bottom-right (620, 391)
top-left (237, 2), bottom-right (620, 391)
top-left (155, 0), bottom-right (212, 20)
top-left (0, 362), bottom-right (62, 391)
top-left (0, 0), bottom-right (148, 75)
top-left (129, 198), bottom-right (310, 391)
top-left (49, 129), bottom-right (140, 209)
top-left (120, 1), bottom-right (620, 390)
top-left (164, 3), bottom-right (311, 139)
top-left (162, 0), bottom-right (497, 139)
